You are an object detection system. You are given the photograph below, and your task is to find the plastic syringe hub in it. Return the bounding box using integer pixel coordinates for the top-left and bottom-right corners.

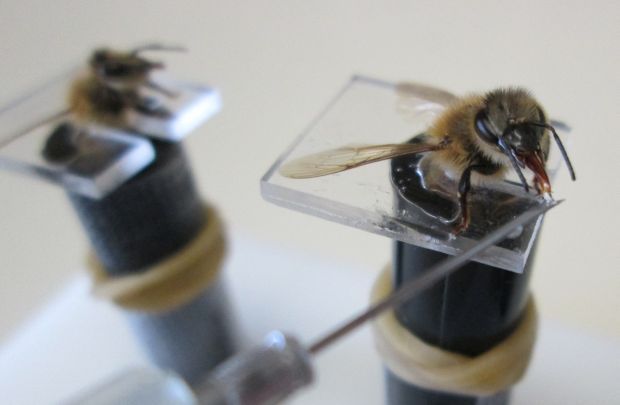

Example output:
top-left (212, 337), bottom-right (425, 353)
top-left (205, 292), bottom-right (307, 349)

top-left (196, 331), bottom-right (314, 405)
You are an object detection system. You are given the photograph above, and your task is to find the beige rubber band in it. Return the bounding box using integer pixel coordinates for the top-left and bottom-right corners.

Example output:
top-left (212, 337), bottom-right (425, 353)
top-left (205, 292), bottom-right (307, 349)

top-left (87, 205), bottom-right (226, 313)
top-left (371, 266), bottom-right (538, 396)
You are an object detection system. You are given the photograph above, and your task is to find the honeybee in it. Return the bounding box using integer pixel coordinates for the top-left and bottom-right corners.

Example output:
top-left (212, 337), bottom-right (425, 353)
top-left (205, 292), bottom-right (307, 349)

top-left (280, 87), bottom-right (576, 234)
top-left (68, 44), bottom-right (185, 128)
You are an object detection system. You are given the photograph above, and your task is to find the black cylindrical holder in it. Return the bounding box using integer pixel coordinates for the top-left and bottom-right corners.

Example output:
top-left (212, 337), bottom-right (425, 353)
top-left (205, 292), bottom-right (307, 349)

top-left (385, 142), bottom-right (536, 404)
top-left (387, 242), bottom-right (535, 405)
top-left (69, 141), bottom-right (204, 275)
top-left (69, 140), bottom-right (236, 385)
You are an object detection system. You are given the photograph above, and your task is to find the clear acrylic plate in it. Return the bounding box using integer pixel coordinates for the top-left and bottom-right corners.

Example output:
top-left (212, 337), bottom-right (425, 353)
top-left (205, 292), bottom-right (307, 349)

top-left (261, 76), bottom-right (570, 273)
top-left (0, 69), bottom-right (221, 198)
top-left (125, 71), bottom-right (222, 141)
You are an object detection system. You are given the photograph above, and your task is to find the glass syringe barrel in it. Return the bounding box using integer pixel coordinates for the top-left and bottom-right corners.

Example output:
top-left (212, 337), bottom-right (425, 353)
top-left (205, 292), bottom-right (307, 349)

top-left (63, 332), bottom-right (313, 405)
top-left (196, 332), bottom-right (314, 405)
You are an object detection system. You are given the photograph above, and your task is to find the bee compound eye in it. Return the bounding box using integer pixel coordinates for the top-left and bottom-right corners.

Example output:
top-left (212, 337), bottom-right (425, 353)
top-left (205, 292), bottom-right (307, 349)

top-left (90, 50), bottom-right (108, 67)
top-left (474, 110), bottom-right (497, 144)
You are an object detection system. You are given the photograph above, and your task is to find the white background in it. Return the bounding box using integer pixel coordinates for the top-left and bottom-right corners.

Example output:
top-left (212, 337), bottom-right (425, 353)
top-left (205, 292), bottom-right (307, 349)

top-left (0, 0), bottom-right (618, 358)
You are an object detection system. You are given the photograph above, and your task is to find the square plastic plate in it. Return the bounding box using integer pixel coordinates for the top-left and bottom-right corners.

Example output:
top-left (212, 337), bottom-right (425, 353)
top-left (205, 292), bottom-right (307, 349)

top-left (262, 76), bottom-right (569, 273)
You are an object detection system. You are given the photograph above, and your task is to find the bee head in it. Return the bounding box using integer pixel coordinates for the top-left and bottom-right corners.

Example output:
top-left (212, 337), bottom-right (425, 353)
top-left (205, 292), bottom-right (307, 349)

top-left (474, 88), bottom-right (575, 194)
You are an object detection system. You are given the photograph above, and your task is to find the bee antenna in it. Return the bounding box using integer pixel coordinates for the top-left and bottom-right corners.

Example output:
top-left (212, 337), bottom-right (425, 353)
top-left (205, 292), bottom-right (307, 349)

top-left (499, 127), bottom-right (530, 193)
top-left (527, 121), bottom-right (576, 181)
top-left (131, 44), bottom-right (187, 56)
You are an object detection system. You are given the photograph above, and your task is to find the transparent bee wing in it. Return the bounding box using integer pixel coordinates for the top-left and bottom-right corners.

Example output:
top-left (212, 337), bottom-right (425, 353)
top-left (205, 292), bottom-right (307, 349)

top-left (131, 43), bottom-right (187, 55)
top-left (280, 142), bottom-right (440, 179)
top-left (395, 82), bottom-right (457, 122)
top-left (395, 82), bottom-right (458, 105)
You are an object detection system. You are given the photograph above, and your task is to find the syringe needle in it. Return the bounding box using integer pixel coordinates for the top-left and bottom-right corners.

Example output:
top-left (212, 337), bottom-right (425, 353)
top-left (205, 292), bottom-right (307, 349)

top-left (307, 200), bottom-right (561, 355)
top-left (192, 201), bottom-right (560, 405)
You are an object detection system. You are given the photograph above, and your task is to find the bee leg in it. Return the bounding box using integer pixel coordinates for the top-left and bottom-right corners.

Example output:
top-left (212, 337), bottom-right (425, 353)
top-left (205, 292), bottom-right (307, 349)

top-left (451, 166), bottom-right (473, 234)
top-left (453, 164), bottom-right (488, 235)
top-left (146, 80), bottom-right (179, 98)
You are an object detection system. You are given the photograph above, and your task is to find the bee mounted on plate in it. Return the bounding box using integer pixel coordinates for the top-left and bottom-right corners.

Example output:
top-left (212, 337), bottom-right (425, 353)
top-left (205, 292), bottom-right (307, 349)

top-left (69, 43), bottom-right (185, 128)
top-left (280, 84), bottom-right (576, 235)
top-left (42, 43), bottom-right (184, 163)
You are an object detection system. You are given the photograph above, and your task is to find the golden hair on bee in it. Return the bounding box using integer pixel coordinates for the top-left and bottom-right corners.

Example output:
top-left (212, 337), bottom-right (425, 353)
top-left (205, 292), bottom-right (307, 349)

top-left (280, 86), bottom-right (576, 234)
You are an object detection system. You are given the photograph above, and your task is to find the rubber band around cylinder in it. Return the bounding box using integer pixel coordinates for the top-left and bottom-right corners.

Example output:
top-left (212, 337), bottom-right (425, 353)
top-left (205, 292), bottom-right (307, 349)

top-left (371, 266), bottom-right (538, 397)
top-left (87, 205), bottom-right (226, 313)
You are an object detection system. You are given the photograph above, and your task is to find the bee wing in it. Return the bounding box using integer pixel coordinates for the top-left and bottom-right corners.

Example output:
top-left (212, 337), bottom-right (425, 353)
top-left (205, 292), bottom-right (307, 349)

top-left (395, 82), bottom-right (458, 105)
top-left (280, 142), bottom-right (440, 179)
top-left (131, 43), bottom-right (187, 55)
top-left (395, 82), bottom-right (457, 122)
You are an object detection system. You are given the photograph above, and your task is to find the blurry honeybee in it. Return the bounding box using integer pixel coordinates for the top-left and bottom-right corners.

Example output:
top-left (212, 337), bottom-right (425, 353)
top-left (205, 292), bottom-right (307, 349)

top-left (280, 87), bottom-right (576, 234)
top-left (68, 43), bottom-right (185, 128)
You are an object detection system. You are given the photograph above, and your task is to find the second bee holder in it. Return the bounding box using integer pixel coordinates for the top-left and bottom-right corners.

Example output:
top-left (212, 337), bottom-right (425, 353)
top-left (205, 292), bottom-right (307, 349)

top-left (73, 141), bottom-right (237, 385)
top-left (0, 69), bottom-right (237, 386)
top-left (262, 77), bottom-right (567, 404)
